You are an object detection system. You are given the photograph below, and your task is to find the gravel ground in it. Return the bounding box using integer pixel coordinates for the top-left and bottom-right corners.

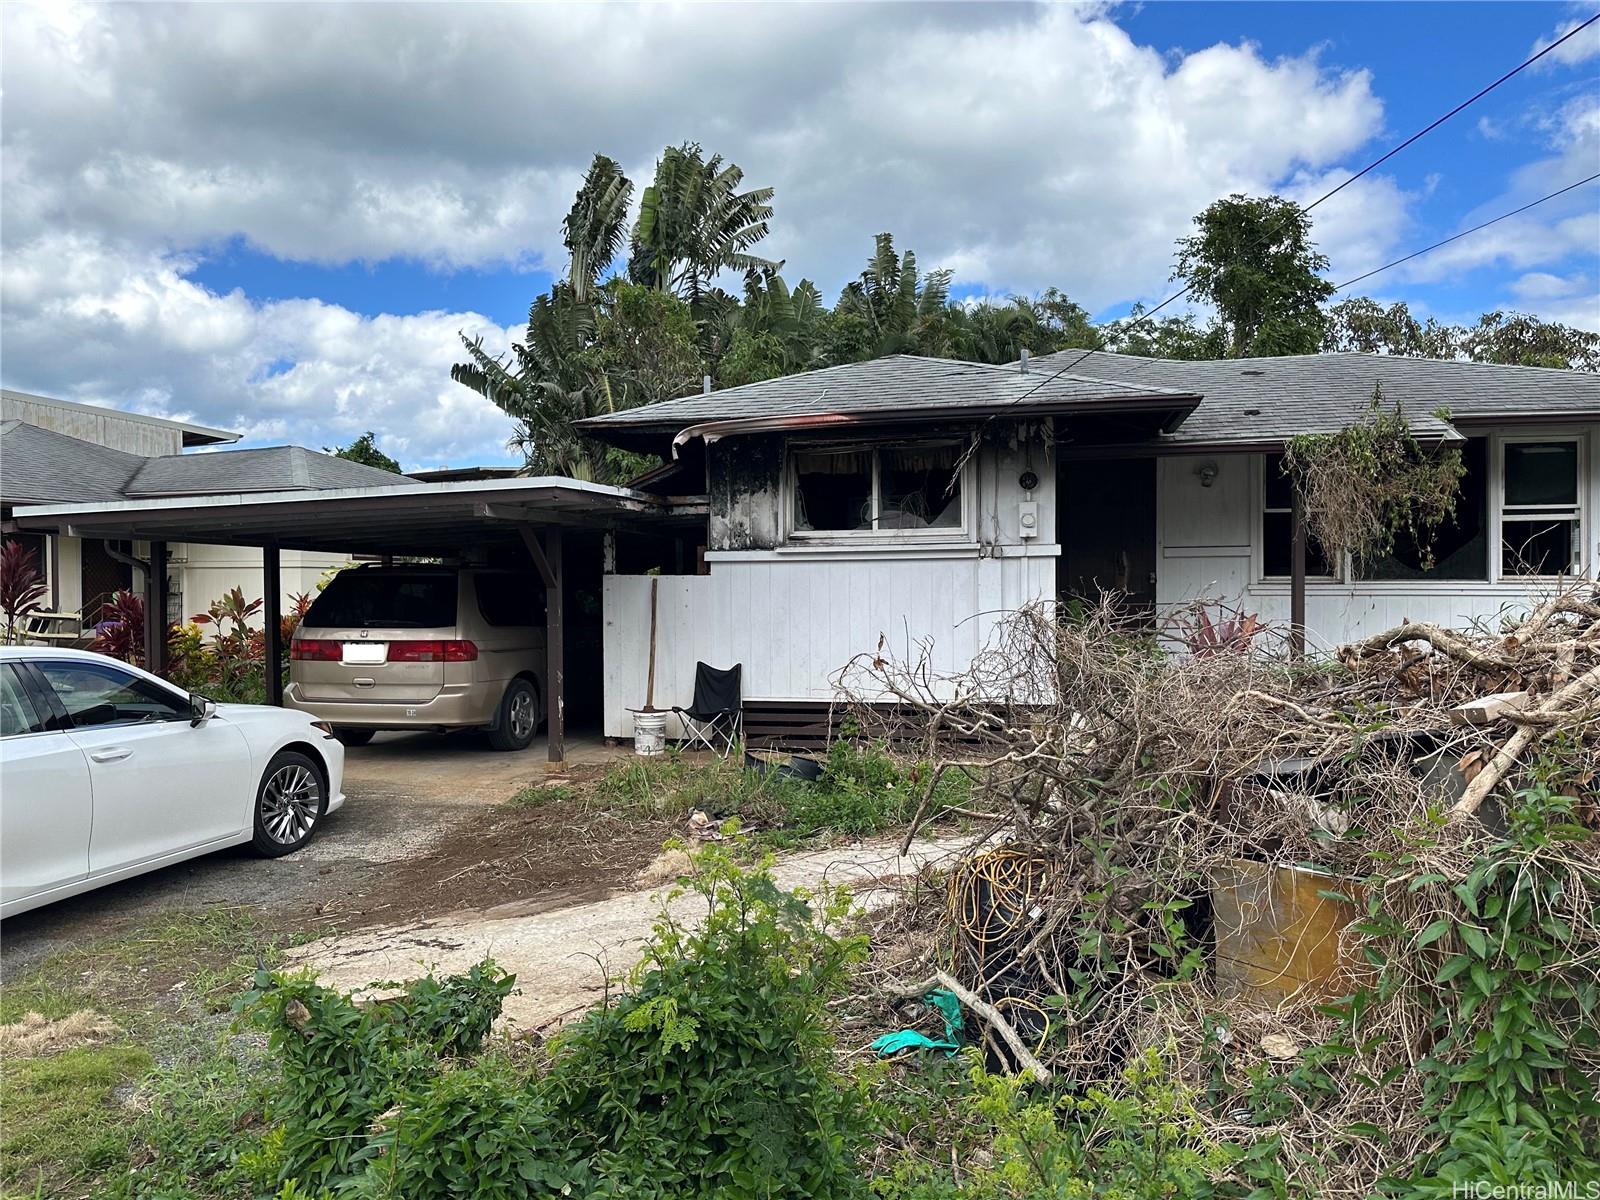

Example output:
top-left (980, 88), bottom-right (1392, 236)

top-left (0, 728), bottom-right (629, 980)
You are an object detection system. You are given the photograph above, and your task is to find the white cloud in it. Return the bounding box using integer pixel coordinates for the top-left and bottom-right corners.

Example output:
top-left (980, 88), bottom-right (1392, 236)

top-left (1531, 12), bottom-right (1600, 68)
top-left (0, 234), bottom-right (521, 468)
top-left (22, 0), bottom-right (1592, 462)
top-left (1, 1), bottom-right (1388, 299)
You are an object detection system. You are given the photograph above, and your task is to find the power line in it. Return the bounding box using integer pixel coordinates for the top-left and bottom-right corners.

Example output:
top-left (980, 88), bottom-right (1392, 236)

top-left (967, 10), bottom-right (1600, 415)
top-left (1333, 171), bottom-right (1600, 292)
top-left (1134, 9), bottom-right (1600, 326)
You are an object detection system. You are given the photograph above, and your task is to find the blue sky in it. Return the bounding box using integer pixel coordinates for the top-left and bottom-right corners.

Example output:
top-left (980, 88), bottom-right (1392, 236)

top-left (2, 1), bottom-right (1595, 468)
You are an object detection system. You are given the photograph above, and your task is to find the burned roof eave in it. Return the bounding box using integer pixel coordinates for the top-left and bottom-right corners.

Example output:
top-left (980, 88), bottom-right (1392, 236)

top-left (577, 393), bottom-right (1203, 456)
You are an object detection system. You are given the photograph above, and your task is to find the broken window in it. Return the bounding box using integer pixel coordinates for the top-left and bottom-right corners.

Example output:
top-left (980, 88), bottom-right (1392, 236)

top-left (1500, 438), bottom-right (1582, 577)
top-left (790, 442), bottom-right (964, 536)
top-left (1262, 454), bottom-right (1335, 579)
top-left (1358, 438), bottom-right (1488, 581)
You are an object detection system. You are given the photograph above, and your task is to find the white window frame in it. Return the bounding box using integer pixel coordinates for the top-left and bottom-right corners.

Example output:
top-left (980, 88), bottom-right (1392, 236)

top-left (783, 438), bottom-right (975, 545)
top-left (1254, 453), bottom-right (1342, 583)
top-left (1495, 432), bottom-right (1586, 581)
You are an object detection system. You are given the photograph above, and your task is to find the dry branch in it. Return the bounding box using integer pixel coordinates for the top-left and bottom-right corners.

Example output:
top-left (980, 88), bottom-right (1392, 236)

top-left (890, 970), bottom-right (1053, 1083)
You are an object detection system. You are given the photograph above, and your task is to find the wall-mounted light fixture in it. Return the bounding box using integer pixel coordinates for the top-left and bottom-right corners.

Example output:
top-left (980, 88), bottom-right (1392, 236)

top-left (1196, 460), bottom-right (1219, 488)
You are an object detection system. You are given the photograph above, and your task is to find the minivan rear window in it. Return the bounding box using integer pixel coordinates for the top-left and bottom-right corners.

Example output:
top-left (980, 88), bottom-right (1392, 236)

top-left (303, 572), bottom-right (457, 629)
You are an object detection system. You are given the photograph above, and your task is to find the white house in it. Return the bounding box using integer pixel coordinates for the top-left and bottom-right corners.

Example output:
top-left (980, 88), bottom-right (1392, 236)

top-left (0, 389), bottom-right (392, 629)
top-left (579, 352), bottom-right (1600, 739)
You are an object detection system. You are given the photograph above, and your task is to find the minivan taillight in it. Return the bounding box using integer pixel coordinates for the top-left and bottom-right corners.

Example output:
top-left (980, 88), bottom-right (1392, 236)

top-left (388, 639), bottom-right (478, 662)
top-left (290, 639), bottom-right (342, 661)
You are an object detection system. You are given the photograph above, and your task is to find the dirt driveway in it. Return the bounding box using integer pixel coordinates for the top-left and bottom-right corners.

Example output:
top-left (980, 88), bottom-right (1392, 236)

top-left (0, 728), bottom-right (647, 980)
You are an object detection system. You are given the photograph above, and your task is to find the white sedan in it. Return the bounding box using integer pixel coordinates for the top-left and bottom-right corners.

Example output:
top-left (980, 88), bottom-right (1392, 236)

top-left (0, 646), bottom-right (345, 919)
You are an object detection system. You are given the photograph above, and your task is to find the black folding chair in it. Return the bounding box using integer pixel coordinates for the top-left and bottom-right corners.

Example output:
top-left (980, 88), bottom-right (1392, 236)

top-left (672, 662), bottom-right (743, 755)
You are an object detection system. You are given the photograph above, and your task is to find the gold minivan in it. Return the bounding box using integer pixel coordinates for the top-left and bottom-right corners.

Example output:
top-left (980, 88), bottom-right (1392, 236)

top-left (285, 565), bottom-right (546, 751)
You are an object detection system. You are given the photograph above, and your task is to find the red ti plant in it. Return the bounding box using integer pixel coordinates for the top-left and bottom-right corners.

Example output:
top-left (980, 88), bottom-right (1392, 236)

top-left (283, 591), bottom-right (314, 645)
top-left (91, 589), bottom-right (147, 666)
top-left (0, 538), bottom-right (49, 644)
top-left (1169, 601), bottom-right (1266, 658)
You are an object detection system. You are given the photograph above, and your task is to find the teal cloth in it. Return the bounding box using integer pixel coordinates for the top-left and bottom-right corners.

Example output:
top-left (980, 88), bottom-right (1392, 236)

top-left (870, 988), bottom-right (964, 1058)
top-left (870, 1030), bottom-right (957, 1055)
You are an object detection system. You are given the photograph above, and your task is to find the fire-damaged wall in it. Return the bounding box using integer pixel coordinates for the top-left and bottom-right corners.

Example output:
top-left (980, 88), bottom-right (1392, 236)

top-left (602, 420), bottom-right (1062, 735)
top-left (706, 434), bottom-right (786, 550)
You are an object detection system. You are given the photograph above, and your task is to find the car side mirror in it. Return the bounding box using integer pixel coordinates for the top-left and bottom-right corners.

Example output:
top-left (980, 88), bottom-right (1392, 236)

top-left (189, 694), bottom-right (217, 727)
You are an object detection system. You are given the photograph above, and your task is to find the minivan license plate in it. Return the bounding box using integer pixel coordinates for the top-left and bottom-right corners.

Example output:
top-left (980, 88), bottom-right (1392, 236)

top-left (342, 642), bottom-right (388, 665)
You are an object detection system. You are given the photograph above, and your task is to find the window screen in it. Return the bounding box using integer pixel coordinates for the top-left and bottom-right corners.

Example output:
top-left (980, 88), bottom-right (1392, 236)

top-left (304, 571), bottom-right (458, 629)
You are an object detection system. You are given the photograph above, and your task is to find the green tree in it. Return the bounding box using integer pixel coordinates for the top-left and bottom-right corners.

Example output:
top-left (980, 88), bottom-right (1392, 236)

top-left (1459, 309), bottom-right (1599, 370)
top-left (1173, 194), bottom-right (1334, 357)
top-left (589, 279), bottom-right (703, 406)
top-left (1322, 296), bottom-right (1458, 359)
top-left (563, 154), bottom-right (633, 304)
top-left (325, 431), bottom-right (401, 473)
top-left (628, 143), bottom-right (779, 302)
top-left (1102, 305), bottom-right (1227, 360)
top-left (1323, 299), bottom-right (1598, 370)
top-left (834, 233), bottom-right (953, 356)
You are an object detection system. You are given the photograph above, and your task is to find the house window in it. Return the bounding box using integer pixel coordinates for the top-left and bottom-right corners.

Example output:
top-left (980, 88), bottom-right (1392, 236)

top-left (1500, 438), bottom-right (1582, 577)
top-left (790, 442), bottom-right (965, 537)
top-left (1262, 454), bottom-right (1335, 579)
top-left (1358, 438), bottom-right (1489, 581)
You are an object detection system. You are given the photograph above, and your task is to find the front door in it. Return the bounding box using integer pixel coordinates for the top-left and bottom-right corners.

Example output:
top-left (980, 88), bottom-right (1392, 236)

top-left (1059, 457), bottom-right (1157, 617)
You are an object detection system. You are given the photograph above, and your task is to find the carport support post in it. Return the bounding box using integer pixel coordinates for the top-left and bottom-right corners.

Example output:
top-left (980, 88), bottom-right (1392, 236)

top-left (143, 540), bottom-right (169, 676)
top-left (263, 544), bottom-right (284, 706)
top-left (545, 529), bottom-right (565, 770)
top-left (516, 525), bottom-right (565, 771)
top-left (1290, 485), bottom-right (1307, 659)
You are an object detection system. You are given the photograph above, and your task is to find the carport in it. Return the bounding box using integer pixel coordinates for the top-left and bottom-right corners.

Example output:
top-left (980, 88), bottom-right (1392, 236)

top-left (13, 478), bottom-right (707, 767)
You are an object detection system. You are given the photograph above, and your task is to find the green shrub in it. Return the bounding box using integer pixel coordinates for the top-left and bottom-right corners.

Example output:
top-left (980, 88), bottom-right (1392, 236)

top-left (239, 961), bottom-right (516, 1187)
top-left (871, 1050), bottom-right (1240, 1200)
top-left (234, 842), bottom-right (871, 1198)
top-left (544, 839), bottom-right (872, 1198)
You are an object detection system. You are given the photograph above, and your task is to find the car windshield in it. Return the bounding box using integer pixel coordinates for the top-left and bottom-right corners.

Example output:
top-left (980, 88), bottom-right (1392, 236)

top-left (303, 572), bottom-right (457, 629)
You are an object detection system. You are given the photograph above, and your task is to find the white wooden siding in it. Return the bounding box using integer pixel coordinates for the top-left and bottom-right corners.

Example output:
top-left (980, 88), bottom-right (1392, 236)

top-left (601, 549), bottom-right (1057, 737)
top-left (1155, 424), bottom-right (1600, 651)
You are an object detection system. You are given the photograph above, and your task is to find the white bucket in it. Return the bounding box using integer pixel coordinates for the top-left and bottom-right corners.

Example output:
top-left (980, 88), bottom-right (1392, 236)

top-left (633, 710), bottom-right (667, 756)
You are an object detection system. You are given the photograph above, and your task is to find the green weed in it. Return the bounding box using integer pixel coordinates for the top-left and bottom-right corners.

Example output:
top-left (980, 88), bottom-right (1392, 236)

top-left (0, 1044), bottom-right (152, 1195)
top-left (506, 782), bottom-right (575, 808)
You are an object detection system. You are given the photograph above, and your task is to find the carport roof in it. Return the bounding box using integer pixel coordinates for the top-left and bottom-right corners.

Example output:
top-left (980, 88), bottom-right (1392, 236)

top-left (11, 476), bottom-right (707, 557)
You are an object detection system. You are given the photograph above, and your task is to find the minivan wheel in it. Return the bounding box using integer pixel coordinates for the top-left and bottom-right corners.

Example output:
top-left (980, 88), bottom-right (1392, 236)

top-left (252, 750), bottom-right (328, 856)
top-left (488, 678), bottom-right (540, 752)
top-left (333, 727), bottom-right (375, 747)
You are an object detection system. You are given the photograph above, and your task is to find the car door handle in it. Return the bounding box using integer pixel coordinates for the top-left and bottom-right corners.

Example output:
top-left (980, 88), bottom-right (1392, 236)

top-left (89, 746), bottom-right (133, 763)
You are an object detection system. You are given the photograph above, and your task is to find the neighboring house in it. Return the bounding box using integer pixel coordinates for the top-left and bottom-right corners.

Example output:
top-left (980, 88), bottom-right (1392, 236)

top-left (0, 389), bottom-right (394, 630)
top-left (578, 352), bottom-right (1600, 738)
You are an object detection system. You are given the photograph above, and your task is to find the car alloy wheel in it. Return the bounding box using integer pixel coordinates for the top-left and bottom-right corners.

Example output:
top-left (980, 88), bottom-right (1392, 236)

top-left (508, 689), bottom-right (538, 741)
top-left (260, 762), bottom-right (321, 845)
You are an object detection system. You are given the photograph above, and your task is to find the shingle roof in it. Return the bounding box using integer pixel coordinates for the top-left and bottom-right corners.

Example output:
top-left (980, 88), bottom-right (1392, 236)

top-left (579, 350), bottom-right (1598, 451)
top-left (1022, 350), bottom-right (1600, 446)
top-left (578, 354), bottom-right (1197, 433)
top-left (123, 446), bottom-right (403, 496)
top-left (0, 420), bottom-right (148, 505)
top-left (1, 420), bottom-right (402, 509)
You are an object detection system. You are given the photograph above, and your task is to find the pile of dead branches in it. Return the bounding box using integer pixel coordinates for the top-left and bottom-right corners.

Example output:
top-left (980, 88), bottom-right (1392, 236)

top-left (836, 586), bottom-right (1600, 1196)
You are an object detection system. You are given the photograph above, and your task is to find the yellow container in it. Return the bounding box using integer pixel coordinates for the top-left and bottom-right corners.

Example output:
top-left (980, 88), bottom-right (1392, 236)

top-left (1211, 860), bottom-right (1364, 1006)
